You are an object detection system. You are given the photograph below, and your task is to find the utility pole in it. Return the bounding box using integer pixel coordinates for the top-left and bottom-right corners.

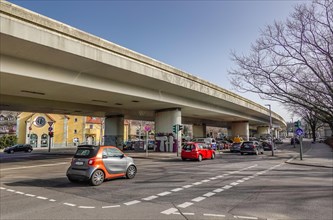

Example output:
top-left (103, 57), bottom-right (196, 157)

top-left (265, 104), bottom-right (274, 156)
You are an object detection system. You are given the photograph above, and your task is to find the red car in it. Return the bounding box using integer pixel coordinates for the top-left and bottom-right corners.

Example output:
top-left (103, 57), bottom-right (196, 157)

top-left (181, 142), bottom-right (215, 162)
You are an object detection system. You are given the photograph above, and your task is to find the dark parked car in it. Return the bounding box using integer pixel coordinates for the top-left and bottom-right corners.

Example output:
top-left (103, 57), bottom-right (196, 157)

top-left (290, 137), bottom-right (300, 145)
top-left (4, 144), bottom-right (33, 154)
top-left (262, 141), bottom-right (276, 151)
top-left (230, 142), bottom-right (242, 153)
top-left (240, 141), bottom-right (264, 155)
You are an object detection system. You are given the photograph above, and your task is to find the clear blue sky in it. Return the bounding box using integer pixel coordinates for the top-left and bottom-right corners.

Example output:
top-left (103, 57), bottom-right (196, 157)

top-left (8, 0), bottom-right (307, 122)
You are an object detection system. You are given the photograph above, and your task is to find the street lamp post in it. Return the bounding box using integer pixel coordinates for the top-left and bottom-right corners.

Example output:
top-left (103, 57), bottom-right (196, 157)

top-left (265, 104), bottom-right (274, 156)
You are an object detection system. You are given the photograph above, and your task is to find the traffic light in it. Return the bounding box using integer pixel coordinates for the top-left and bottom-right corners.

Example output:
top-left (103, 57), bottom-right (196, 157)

top-left (49, 131), bottom-right (54, 138)
top-left (294, 120), bottom-right (301, 128)
top-left (173, 124), bottom-right (178, 133)
top-left (179, 125), bottom-right (183, 131)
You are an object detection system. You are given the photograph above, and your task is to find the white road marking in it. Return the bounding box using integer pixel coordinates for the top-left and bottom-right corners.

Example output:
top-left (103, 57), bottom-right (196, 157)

top-left (0, 187), bottom-right (6, 190)
top-left (223, 185), bottom-right (232, 189)
top-left (203, 192), bottom-right (215, 197)
top-left (63, 203), bottom-right (76, 207)
top-left (171, 188), bottom-right (183, 192)
top-left (204, 213), bottom-right (226, 217)
top-left (210, 177), bottom-right (218, 180)
top-left (161, 208), bottom-right (178, 215)
top-left (216, 175), bottom-right (224, 178)
top-left (0, 162), bottom-right (68, 171)
top-left (36, 196), bottom-right (48, 200)
top-left (201, 179), bottom-right (210, 183)
top-left (78, 206), bottom-right (95, 209)
top-left (192, 196), bottom-right (206, 202)
top-left (6, 189), bottom-right (15, 192)
top-left (234, 215), bottom-right (258, 219)
top-left (193, 182), bottom-right (202, 185)
top-left (230, 182), bottom-right (239, 186)
top-left (213, 188), bottom-right (224, 193)
top-left (157, 191), bottom-right (171, 196)
top-left (124, 200), bottom-right (141, 206)
top-left (102, 205), bottom-right (121, 208)
top-left (49, 199), bottom-right (56, 202)
top-left (142, 195), bottom-right (158, 201)
top-left (182, 213), bottom-right (195, 215)
top-left (178, 202), bottom-right (193, 208)
top-left (15, 191), bottom-right (25, 195)
top-left (237, 180), bottom-right (244, 183)
top-left (183, 185), bottom-right (193, 188)
top-left (25, 194), bottom-right (36, 197)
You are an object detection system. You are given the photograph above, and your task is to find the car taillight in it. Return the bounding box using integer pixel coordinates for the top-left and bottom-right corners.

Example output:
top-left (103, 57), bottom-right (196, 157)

top-left (88, 159), bottom-right (95, 165)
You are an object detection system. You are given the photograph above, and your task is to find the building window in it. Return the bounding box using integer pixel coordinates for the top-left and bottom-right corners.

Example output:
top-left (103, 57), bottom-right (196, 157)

top-left (74, 118), bottom-right (78, 122)
top-left (74, 129), bottom-right (77, 134)
top-left (89, 124), bottom-right (93, 129)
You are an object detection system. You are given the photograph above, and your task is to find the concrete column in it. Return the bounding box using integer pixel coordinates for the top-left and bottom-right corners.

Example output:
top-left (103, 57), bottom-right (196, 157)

top-left (273, 128), bottom-right (279, 138)
top-left (193, 124), bottom-right (207, 138)
top-left (155, 108), bottom-right (181, 152)
top-left (104, 115), bottom-right (124, 149)
top-left (231, 121), bottom-right (249, 141)
top-left (257, 126), bottom-right (269, 138)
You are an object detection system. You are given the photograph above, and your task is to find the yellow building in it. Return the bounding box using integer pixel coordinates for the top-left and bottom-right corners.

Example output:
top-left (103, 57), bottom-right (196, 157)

top-left (17, 113), bottom-right (104, 148)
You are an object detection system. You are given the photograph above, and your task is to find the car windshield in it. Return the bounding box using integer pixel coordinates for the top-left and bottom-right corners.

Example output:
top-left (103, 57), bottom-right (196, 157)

top-left (74, 146), bottom-right (99, 158)
top-left (242, 142), bottom-right (254, 147)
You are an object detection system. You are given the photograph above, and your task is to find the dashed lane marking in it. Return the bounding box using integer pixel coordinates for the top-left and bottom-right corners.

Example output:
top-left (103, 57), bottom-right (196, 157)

top-left (213, 188), bottom-right (224, 193)
top-left (177, 202), bottom-right (193, 208)
top-left (183, 185), bottom-right (193, 188)
top-left (234, 215), bottom-right (258, 219)
top-left (157, 191), bottom-right (171, 196)
top-left (203, 192), bottom-right (215, 197)
top-left (192, 196), bottom-right (206, 202)
top-left (124, 200), bottom-right (141, 206)
top-left (161, 208), bottom-right (178, 215)
top-left (63, 203), bottom-right (76, 207)
top-left (142, 195), bottom-right (158, 201)
top-left (78, 206), bottom-right (95, 209)
top-left (102, 205), bottom-right (121, 209)
top-left (36, 196), bottom-right (48, 200)
top-left (171, 188), bottom-right (183, 192)
top-left (204, 213), bottom-right (226, 217)
top-left (25, 194), bottom-right (36, 197)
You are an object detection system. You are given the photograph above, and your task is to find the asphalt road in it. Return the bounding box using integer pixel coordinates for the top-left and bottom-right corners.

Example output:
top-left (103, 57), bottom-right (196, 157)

top-left (0, 145), bottom-right (332, 220)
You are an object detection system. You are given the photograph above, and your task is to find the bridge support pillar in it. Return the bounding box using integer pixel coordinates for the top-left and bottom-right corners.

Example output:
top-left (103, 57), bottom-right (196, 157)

top-left (104, 115), bottom-right (124, 149)
top-left (193, 124), bottom-right (207, 138)
top-left (155, 108), bottom-right (181, 153)
top-left (231, 121), bottom-right (249, 141)
top-left (257, 126), bottom-right (269, 138)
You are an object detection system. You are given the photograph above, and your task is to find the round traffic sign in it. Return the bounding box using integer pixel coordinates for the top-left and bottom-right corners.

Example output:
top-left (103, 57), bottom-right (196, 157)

top-left (295, 128), bottom-right (303, 136)
top-left (48, 127), bottom-right (53, 132)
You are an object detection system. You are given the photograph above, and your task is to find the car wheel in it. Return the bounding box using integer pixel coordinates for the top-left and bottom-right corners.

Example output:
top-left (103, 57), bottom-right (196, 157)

top-left (181, 157), bottom-right (186, 161)
top-left (211, 153), bottom-right (215, 160)
top-left (27, 149), bottom-right (32, 153)
top-left (241, 152), bottom-right (244, 155)
top-left (90, 170), bottom-right (105, 186)
top-left (198, 154), bottom-right (202, 162)
top-left (10, 150), bottom-right (14, 154)
top-left (126, 165), bottom-right (137, 179)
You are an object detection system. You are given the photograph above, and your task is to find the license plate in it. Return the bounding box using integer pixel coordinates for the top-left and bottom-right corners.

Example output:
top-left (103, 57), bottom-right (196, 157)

top-left (186, 150), bottom-right (191, 152)
top-left (245, 146), bottom-right (250, 148)
top-left (75, 161), bottom-right (84, 165)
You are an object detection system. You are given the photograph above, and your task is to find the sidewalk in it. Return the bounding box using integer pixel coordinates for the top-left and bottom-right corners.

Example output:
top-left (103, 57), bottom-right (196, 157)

top-left (279, 140), bottom-right (333, 168)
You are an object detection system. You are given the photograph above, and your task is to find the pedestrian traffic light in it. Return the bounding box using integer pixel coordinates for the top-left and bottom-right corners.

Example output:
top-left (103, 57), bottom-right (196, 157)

top-left (49, 131), bottom-right (54, 138)
top-left (173, 124), bottom-right (178, 133)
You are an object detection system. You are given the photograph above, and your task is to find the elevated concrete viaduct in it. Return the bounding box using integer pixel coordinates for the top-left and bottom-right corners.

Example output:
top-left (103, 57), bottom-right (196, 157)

top-left (0, 1), bottom-right (286, 151)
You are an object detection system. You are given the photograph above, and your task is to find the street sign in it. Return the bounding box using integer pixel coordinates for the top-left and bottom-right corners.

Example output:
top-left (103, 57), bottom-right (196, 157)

top-left (48, 121), bottom-right (54, 127)
top-left (295, 128), bottom-right (304, 136)
top-left (48, 127), bottom-right (53, 132)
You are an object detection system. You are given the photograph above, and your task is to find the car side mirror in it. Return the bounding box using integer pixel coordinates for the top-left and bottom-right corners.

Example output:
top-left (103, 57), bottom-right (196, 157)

top-left (120, 154), bottom-right (125, 159)
top-left (102, 155), bottom-right (108, 159)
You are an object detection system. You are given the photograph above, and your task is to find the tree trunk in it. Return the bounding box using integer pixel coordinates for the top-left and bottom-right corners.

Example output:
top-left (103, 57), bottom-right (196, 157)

top-left (311, 125), bottom-right (317, 142)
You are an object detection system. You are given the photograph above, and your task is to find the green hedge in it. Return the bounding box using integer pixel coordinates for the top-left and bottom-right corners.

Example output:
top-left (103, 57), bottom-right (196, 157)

top-left (0, 135), bottom-right (18, 149)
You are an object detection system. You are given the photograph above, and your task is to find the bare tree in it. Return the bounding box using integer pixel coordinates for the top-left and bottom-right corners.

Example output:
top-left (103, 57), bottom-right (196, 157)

top-left (229, 0), bottom-right (333, 132)
top-left (289, 105), bottom-right (323, 142)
